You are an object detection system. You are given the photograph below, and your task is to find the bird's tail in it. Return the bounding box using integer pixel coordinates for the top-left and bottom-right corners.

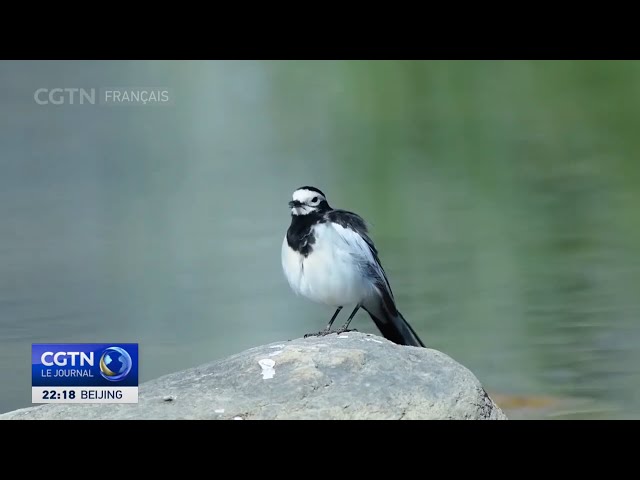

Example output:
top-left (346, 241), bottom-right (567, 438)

top-left (364, 303), bottom-right (426, 348)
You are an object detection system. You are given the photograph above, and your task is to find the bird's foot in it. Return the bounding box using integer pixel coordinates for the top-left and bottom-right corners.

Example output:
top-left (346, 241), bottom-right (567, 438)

top-left (335, 327), bottom-right (358, 335)
top-left (303, 326), bottom-right (358, 339)
top-left (304, 328), bottom-right (334, 339)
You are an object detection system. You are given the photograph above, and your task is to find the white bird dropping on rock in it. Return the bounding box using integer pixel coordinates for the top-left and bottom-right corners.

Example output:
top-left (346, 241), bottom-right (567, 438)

top-left (258, 358), bottom-right (276, 379)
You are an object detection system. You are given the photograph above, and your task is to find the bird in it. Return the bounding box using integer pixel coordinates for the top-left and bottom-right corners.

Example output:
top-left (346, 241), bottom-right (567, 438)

top-left (281, 185), bottom-right (425, 347)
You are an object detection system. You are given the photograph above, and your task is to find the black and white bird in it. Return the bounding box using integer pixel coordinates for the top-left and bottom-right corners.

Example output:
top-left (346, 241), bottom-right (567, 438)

top-left (281, 186), bottom-right (425, 347)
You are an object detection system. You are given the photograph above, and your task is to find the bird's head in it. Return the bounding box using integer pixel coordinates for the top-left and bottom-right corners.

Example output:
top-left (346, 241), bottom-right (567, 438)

top-left (289, 186), bottom-right (331, 216)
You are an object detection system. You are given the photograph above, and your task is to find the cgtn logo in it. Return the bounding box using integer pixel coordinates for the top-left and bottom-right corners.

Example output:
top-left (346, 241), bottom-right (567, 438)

top-left (32, 343), bottom-right (138, 404)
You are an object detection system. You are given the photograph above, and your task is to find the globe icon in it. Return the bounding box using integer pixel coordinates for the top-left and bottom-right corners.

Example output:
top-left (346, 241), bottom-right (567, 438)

top-left (99, 347), bottom-right (132, 381)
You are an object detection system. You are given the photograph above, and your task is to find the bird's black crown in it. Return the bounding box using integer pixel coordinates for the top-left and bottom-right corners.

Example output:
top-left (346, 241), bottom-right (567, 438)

top-left (297, 186), bottom-right (326, 197)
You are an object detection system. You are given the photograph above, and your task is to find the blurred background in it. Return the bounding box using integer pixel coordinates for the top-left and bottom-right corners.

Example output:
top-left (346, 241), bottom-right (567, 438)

top-left (1, 60), bottom-right (639, 419)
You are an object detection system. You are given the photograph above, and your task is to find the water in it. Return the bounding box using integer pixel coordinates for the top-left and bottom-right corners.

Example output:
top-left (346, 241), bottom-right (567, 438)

top-left (1, 60), bottom-right (639, 419)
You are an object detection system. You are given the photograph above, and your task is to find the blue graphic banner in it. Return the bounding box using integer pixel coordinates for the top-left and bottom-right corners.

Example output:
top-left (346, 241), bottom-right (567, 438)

top-left (32, 343), bottom-right (138, 387)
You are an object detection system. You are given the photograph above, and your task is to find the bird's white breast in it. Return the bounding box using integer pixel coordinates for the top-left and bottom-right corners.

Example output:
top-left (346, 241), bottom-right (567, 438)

top-left (281, 222), bottom-right (374, 307)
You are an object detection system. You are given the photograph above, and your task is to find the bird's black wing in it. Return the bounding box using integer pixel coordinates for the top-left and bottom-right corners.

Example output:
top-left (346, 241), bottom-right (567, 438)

top-left (325, 209), bottom-right (397, 310)
top-left (326, 209), bottom-right (377, 252)
top-left (326, 209), bottom-right (425, 347)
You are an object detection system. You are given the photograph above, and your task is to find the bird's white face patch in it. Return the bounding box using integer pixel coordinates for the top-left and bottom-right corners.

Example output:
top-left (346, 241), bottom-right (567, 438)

top-left (292, 189), bottom-right (325, 204)
top-left (291, 188), bottom-right (326, 215)
top-left (291, 205), bottom-right (313, 215)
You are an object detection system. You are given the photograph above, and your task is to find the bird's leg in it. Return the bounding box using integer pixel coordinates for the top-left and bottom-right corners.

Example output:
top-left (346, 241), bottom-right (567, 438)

top-left (335, 305), bottom-right (361, 334)
top-left (304, 306), bottom-right (343, 338)
top-left (325, 306), bottom-right (343, 331)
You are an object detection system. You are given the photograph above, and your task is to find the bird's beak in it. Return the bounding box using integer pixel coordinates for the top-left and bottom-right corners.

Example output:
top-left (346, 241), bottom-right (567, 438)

top-left (289, 200), bottom-right (303, 208)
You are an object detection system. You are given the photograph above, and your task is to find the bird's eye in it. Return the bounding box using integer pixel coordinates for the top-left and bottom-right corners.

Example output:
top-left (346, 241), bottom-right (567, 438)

top-left (311, 197), bottom-right (318, 203)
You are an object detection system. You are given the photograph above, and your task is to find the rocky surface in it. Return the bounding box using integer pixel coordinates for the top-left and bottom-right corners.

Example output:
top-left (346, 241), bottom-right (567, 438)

top-left (1, 332), bottom-right (507, 420)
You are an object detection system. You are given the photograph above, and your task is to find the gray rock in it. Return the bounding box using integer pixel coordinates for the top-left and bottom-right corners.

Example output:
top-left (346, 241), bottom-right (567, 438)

top-left (0, 332), bottom-right (507, 420)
